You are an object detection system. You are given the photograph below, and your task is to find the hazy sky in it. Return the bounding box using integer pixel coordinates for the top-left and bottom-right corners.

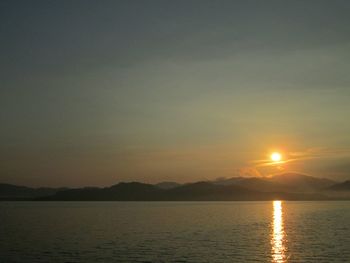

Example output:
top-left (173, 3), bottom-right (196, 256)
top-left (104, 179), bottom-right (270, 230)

top-left (1, 1), bottom-right (350, 187)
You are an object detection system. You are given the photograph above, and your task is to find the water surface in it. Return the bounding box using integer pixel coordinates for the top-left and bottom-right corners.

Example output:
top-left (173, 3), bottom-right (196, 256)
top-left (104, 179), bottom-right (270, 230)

top-left (0, 201), bottom-right (349, 262)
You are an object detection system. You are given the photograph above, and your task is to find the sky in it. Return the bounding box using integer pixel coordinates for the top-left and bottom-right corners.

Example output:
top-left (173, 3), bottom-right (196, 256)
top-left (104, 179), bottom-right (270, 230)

top-left (1, 0), bottom-right (350, 187)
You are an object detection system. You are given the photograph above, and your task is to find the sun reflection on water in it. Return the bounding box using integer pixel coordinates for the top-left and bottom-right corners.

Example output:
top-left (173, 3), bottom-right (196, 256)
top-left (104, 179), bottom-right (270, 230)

top-left (271, 200), bottom-right (287, 262)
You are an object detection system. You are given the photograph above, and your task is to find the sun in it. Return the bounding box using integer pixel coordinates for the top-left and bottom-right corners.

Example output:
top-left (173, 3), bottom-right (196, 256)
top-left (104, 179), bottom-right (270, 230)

top-left (271, 152), bottom-right (282, 162)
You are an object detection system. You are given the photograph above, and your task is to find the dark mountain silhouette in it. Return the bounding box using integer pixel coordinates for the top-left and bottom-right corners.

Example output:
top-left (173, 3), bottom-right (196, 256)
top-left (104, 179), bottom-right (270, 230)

top-left (38, 181), bottom-right (329, 201)
top-left (163, 182), bottom-right (260, 201)
top-left (266, 173), bottom-right (335, 192)
top-left (212, 173), bottom-right (336, 193)
top-left (44, 183), bottom-right (163, 201)
top-left (155, 181), bottom-right (181, 189)
top-left (327, 180), bottom-right (350, 191)
top-left (213, 177), bottom-right (289, 192)
top-left (157, 181), bottom-right (325, 201)
top-left (0, 183), bottom-right (67, 200)
top-left (1, 173), bottom-right (348, 201)
top-left (212, 177), bottom-right (245, 186)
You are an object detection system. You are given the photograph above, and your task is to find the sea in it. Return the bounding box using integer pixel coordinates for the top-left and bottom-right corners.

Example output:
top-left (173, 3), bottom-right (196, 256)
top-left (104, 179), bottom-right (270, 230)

top-left (0, 201), bottom-right (349, 262)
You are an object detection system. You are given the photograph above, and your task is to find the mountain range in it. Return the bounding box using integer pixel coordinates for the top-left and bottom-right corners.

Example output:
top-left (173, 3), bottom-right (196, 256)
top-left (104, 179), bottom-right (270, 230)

top-left (1, 173), bottom-right (349, 201)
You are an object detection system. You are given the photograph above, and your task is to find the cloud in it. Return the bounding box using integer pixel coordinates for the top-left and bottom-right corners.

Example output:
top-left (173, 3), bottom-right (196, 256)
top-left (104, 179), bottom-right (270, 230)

top-left (289, 147), bottom-right (350, 160)
top-left (251, 147), bottom-right (350, 170)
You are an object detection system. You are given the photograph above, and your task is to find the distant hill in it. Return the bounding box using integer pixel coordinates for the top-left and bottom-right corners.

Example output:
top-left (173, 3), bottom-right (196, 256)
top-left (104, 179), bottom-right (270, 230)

top-left (155, 182), bottom-right (181, 189)
top-left (266, 173), bottom-right (336, 192)
top-left (212, 177), bottom-right (289, 192)
top-left (212, 177), bottom-right (245, 186)
top-left (37, 181), bottom-right (329, 201)
top-left (1, 174), bottom-right (348, 201)
top-left (327, 180), bottom-right (350, 191)
top-left (211, 173), bottom-right (336, 193)
top-left (0, 183), bottom-right (67, 200)
top-left (44, 182), bottom-right (163, 201)
top-left (163, 182), bottom-right (260, 201)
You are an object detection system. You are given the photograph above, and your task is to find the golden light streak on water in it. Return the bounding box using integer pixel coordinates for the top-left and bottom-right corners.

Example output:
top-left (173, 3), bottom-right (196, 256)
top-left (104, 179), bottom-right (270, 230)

top-left (271, 200), bottom-right (287, 262)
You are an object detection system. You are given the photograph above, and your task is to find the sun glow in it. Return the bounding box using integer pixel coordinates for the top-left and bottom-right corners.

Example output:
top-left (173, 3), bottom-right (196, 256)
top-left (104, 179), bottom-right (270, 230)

top-left (271, 152), bottom-right (282, 162)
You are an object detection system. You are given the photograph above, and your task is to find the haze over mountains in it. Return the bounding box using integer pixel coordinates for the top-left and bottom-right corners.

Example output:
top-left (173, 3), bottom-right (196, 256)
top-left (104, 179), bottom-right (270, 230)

top-left (1, 173), bottom-right (349, 201)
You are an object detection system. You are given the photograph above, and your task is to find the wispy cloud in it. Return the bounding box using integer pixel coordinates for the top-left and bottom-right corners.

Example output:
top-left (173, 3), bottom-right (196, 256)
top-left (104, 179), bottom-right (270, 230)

top-left (252, 147), bottom-right (350, 168)
top-left (289, 147), bottom-right (350, 159)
